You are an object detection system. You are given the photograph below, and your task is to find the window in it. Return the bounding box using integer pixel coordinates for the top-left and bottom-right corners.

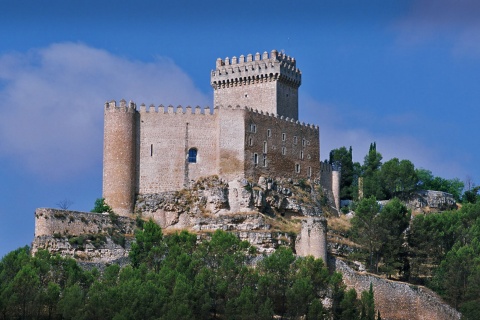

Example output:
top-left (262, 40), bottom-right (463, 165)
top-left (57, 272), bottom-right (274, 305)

top-left (254, 153), bottom-right (258, 165)
top-left (249, 137), bottom-right (253, 146)
top-left (263, 141), bottom-right (267, 153)
top-left (282, 147), bottom-right (286, 155)
top-left (188, 148), bottom-right (197, 163)
top-left (293, 136), bottom-right (298, 144)
top-left (250, 123), bottom-right (257, 133)
top-left (150, 144), bottom-right (153, 156)
top-left (282, 133), bottom-right (286, 141)
top-left (300, 151), bottom-right (304, 160)
top-left (263, 155), bottom-right (267, 167)
top-left (302, 138), bottom-right (306, 147)
top-left (308, 167), bottom-right (312, 177)
top-left (295, 164), bottom-right (300, 173)
top-left (295, 164), bottom-right (301, 173)
top-left (267, 129), bottom-right (271, 137)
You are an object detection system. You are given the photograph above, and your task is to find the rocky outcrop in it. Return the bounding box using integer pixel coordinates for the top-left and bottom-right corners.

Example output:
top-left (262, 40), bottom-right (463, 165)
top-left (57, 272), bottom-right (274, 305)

top-left (406, 190), bottom-right (456, 213)
top-left (334, 258), bottom-right (461, 320)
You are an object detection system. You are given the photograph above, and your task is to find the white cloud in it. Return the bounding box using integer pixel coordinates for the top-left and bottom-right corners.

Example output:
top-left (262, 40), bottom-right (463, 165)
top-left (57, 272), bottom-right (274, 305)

top-left (0, 43), bottom-right (210, 180)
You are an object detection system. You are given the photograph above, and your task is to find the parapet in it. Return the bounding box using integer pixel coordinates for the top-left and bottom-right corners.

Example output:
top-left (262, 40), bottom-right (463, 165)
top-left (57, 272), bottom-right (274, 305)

top-left (211, 49), bottom-right (302, 89)
top-left (245, 106), bottom-right (318, 131)
top-left (104, 99), bottom-right (136, 113)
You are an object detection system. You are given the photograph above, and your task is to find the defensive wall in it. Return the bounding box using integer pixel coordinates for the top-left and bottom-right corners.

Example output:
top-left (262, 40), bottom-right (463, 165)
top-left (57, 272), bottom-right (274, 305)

top-left (334, 258), bottom-right (461, 320)
top-left (211, 50), bottom-right (301, 120)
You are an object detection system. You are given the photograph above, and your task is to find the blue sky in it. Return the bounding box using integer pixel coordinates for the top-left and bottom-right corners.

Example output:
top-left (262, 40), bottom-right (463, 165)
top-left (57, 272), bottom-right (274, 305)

top-left (1, 0), bottom-right (479, 257)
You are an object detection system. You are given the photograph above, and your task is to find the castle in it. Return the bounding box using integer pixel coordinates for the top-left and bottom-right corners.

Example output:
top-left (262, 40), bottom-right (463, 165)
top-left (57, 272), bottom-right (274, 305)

top-left (103, 49), bottom-right (340, 216)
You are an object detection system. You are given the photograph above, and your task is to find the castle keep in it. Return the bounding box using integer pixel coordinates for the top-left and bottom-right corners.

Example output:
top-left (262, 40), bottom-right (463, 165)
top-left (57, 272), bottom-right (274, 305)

top-left (103, 50), bottom-right (339, 216)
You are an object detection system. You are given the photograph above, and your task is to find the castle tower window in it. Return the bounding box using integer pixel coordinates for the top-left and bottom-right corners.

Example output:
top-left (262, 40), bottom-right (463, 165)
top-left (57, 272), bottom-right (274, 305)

top-left (263, 141), bottom-right (267, 153)
top-left (267, 129), bottom-right (271, 137)
top-left (302, 138), bottom-right (306, 146)
top-left (254, 153), bottom-right (258, 165)
top-left (250, 123), bottom-right (257, 133)
top-left (308, 166), bottom-right (312, 177)
top-left (300, 151), bottom-right (304, 160)
top-left (293, 136), bottom-right (298, 144)
top-left (295, 164), bottom-right (301, 173)
top-left (249, 137), bottom-right (253, 146)
top-left (150, 144), bottom-right (153, 156)
top-left (282, 133), bottom-right (286, 141)
top-left (263, 155), bottom-right (267, 167)
top-left (282, 147), bottom-right (287, 155)
top-left (188, 148), bottom-right (198, 163)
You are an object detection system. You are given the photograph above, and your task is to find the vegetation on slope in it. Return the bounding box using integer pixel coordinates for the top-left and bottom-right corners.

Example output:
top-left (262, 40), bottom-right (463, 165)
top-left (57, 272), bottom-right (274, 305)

top-left (1, 220), bottom-right (378, 320)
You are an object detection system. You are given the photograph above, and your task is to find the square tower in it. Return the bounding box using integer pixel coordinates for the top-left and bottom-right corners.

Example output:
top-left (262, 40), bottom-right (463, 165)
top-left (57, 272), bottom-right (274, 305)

top-left (211, 50), bottom-right (302, 120)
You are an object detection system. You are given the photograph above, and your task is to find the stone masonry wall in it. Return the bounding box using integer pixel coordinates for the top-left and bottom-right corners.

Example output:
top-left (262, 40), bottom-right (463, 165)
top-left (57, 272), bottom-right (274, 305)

top-left (244, 109), bottom-right (320, 182)
top-left (103, 100), bottom-right (136, 216)
top-left (295, 217), bottom-right (327, 263)
top-left (334, 259), bottom-right (461, 320)
top-left (211, 50), bottom-right (301, 119)
top-left (137, 105), bottom-right (219, 193)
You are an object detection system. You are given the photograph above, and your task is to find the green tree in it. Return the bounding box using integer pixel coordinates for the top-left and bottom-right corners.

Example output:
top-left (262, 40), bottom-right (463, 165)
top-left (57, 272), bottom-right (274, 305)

top-left (91, 197), bottom-right (114, 213)
top-left (376, 199), bottom-right (411, 279)
top-left (359, 283), bottom-right (375, 320)
top-left (362, 143), bottom-right (384, 199)
top-left (129, 219), bottom-right (167, 271)
top-left (350, 196), bottom-right (382, 272)
top-left (330, 146), bottom-right (355, 199)
top-left (415, 169), bottom-right (464, 201)
top-left (380, 158), bottom-right (418, 199)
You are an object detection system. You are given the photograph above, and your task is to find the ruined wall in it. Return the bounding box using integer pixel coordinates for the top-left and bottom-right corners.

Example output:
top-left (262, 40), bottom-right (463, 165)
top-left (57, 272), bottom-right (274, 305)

top-left (137, 105), bottom-right (219, 193)
top-left (211, 50), bottom-right (301, 119)
top-left (334, 259), bottom-right (461, 320)
top-left (244, 109), bottom-right (320, 182)
top-left (295, 217), bottom-right (327, 263)
top-left (33, 208), bottom-right (136, 263)
top-left (103, 100), bottom-right (136, 216)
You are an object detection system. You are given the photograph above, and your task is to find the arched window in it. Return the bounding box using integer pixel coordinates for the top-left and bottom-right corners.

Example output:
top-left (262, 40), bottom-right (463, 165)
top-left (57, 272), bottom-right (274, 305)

top-left (188, 148), bottom-right (198, 163)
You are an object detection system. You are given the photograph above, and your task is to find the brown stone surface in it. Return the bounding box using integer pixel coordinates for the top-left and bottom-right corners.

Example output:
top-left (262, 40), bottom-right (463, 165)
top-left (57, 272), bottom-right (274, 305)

top-left (335, 259), bottom-right (461, 320)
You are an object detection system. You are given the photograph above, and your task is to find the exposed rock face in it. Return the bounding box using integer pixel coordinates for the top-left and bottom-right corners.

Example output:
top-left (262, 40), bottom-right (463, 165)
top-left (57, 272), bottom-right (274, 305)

top-left (334, 258), bottom-right (461, 320)
top-left (406, 190), bottom-right (456, 213)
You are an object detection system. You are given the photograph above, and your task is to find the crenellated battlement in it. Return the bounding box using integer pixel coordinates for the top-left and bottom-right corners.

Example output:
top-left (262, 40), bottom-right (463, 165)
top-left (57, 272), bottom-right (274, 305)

top-left (245, 106), bottom-right (319, 131)
top-left (104, 99), bottom-right (136, 112)
top-left (211, 49), bottom-right (301, 89)
top-left (138, 103), bottom-right (214, 115)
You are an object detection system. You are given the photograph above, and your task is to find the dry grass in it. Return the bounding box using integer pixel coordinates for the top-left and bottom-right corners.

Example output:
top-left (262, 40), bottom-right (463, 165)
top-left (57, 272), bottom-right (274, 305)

top-left (265, 215), bottom-right (301, 234)
top-left (328, 215), bottom-right (352, 233)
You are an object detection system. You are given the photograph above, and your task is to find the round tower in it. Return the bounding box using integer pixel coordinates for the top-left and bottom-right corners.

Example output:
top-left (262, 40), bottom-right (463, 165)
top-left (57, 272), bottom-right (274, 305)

top-left (332, 169), bottom-right (341, 213)
top-left (103, 99), bottom-right (136, 216)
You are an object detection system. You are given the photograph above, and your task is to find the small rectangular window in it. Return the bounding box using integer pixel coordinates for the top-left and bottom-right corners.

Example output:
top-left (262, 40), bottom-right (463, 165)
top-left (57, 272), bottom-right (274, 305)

top-left (295, 163), bottom-right (300, 173)
top-left (249, 137), bottom-right (253, 146)
top-left (293, 136), bottom-right (298, 144)
top-left (263, 141), bottom-right (267, 153)
top-left (263, 155), bottom-right (267, 167)
top-left (254, 153), bottom-right (258, 165)
top-left (282, 133), bottom-right (286, 141)
top-left (282, 147), bottom-right (286, 155)
top-left (150, 144), bottom-right (153, 156)
top-left (302, 138), bottom-right (306, 146)
top-left (267, 129), bottom-right (271, 137)
top-left (308, 167), bottom-right (312, 177)
top-left (300, 151), bottom-right (304, 160)
top-left (250, 123), bottom-right (257, 133)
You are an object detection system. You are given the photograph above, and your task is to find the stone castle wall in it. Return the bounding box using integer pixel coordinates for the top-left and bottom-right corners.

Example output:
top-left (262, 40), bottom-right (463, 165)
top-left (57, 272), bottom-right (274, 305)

top-left (137, 104), bottom-right (219, 193)
top-left (244, 109), bottom-right (320, 182)
top-left (295, 217), bottom-right (327, 263)
top-left (211, 50), bottom-right (301, 119)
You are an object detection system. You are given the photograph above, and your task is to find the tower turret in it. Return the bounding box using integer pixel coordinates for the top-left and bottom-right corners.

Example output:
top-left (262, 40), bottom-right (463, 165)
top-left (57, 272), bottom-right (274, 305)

top-left (103, 99), bottom-right (136, 216)
top-left (211, 49), bottom-right (301, 119)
